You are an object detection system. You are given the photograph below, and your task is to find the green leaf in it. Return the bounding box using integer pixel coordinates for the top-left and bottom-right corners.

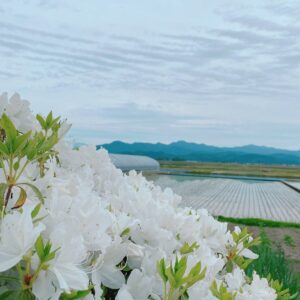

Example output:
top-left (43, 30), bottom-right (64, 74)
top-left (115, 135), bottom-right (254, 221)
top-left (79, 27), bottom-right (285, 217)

top-left (46, 111), bottom-right (53, 127)
top-left (188, 261), bottom-right (201, 277)
top-left (60, 289), bottom-right (91, 300)
top-left (15, 290), bottom-right (35, 300)
top-left (44, 250), bottom-right (57, 262)
top-left (226, 260), bottom-right (234, 273)
top-left (35, 235), bottom-right (45, 260)
top-left (165, 266), bottom-right (177, 288)
top-left (157, 259), bottom-right (168, 283)
top-left (0, 290), bottom-right (15, 299)
top-left (175, 265), bottom-right (186, 285)
top-left (180, 242), bottom-right (199, 255)
top-left (186, 268), bottom-right (206, 286)
top-left (14, 131), bottom-right (31, 154)
top-left (25, 143), bottom-right (37, 160)
top-left (52, 116), bottom-right (60, 124)
top-left (50, 116), bottom-right (61, 133)
top-left (13, 161), bottom-right (20, 171)
top-left (210, 281), bottom-right (236, 300)
top-left (122, 264), bottom-right (132, 272)
top-left (31, 203), bottom-right (42, 219)
top-left (0, 275), bottom-right (19, 282)
top-left (44, 241), bottom-right (52, 257)
top-left (41, 132), bottom-right (59, 152)
top-left (174, 257), bottom-right (187, 284)
top-left (35, 235), bottom-right (58, 263)
top-left (0, 143), bottom-right (8, 155)
top-left (36, 114), bottom-right (47, 130)
top-left (0, 114), bottom-right (17, 141)
top-left (120, 227), bottom-right (130, 237)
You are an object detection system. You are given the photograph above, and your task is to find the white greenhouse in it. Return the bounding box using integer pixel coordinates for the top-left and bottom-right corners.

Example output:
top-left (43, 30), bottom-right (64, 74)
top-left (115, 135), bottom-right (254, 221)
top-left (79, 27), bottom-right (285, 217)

top-left (109, 154), bottom-right (160, 171)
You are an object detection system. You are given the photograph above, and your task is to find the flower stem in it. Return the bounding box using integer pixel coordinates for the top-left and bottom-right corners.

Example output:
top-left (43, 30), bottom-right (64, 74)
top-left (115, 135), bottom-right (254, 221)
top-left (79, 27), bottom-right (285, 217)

top-left (167, 287), bottom-right (175, 300)
top-left (29, 262), bottom-right (44, 288)
top-left (15, 160), bottom-right (30, 182)
top-left (4, 184), bottom-right (13, 208)
top-left (0, 159), bottom-right (7, 180)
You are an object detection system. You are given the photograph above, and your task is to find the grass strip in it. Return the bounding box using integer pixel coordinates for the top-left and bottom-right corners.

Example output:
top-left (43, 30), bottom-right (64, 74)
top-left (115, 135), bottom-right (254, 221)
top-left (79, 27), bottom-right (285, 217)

top-left (216, 215), bottom-right (300, 228)
top-left (246, 230), bottom-right (300, 298)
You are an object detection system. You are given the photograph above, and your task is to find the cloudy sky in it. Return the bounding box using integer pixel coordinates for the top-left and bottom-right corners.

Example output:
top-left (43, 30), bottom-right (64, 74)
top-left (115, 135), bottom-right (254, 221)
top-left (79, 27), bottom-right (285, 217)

top-left (1, 1), bottom-right (300, 149)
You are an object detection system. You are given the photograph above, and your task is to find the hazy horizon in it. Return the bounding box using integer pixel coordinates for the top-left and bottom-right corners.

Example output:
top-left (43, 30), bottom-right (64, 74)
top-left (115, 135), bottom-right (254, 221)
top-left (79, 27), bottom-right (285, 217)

top-left (75, 138), bottom-right (300, 152)
top-left (1, 1), bottom-right (300, 149)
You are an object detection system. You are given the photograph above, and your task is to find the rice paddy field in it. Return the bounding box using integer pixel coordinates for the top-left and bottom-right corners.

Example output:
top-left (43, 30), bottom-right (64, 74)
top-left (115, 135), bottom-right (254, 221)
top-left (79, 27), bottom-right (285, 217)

top-left (147, 175), bottom-right (300, 222)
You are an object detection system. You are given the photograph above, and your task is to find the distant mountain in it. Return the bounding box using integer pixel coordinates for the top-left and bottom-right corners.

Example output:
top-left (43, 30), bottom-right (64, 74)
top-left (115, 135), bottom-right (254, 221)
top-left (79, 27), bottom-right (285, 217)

top-left (97, 141), bottom-right (300, 165)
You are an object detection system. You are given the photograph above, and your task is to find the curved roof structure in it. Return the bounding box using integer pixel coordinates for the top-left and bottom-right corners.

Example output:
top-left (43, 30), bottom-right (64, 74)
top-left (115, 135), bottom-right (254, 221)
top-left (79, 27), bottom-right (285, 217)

top-left (109, 154), bottom-right (160, 171)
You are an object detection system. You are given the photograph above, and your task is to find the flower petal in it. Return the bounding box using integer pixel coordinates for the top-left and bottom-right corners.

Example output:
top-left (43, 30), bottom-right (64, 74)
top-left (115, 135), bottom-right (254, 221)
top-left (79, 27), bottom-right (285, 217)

top-left (52, 264), bottom-right (89, 292)
top-left (32, 270), bottom-right (58, 300)
top-left (0, 251), bottom-right (22, 272)
top-left (98, 265), bottom-right (125, 290)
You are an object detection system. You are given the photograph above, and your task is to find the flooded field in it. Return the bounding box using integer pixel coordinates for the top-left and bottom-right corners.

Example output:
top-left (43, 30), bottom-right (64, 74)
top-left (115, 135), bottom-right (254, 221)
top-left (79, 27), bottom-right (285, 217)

top-left (147, 174), bottom-right (300, 223)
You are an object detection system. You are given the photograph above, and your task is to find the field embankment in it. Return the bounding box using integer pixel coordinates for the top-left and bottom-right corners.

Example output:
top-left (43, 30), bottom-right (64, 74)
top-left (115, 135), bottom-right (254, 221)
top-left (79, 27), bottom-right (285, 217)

top-left (159, 160), bottom-right (300, 180)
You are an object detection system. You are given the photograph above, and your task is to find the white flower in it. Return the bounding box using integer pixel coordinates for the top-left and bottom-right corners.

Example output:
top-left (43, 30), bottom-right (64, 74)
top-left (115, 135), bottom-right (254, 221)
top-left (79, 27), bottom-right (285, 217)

top-left (92, 239), bottom-right (127, 290)
top-left (32, 223), bottom-right (89, 299)
top-left (236, 242), bottom-right (258, 259)
top-left (225, 267), bottom-right (246, 292)
top-left (0, 205), bottom-right (44, 272)
top-left (238, 247), bottom-right (258, 259)
top-left (71, 204), bottom-right (113, 251)
top-left (126, 242), bottom-right (145, 269)
top-left (234, 226), bottom-right (242, 234)
top-left (58, 120), bottom-right (72, 140)
top-left (116, 269), bottom-right (152, 300)
top-left (0, 92), bottom-right (37, 132)
top-left (189, 282), bottom-right (217, 300)
top-left (237, 272), bottom-right (277, 300)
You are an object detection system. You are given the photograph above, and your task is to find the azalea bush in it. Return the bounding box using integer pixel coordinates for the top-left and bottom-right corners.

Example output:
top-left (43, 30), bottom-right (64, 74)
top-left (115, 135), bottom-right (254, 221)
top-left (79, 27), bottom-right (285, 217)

top-left (0, 93), bottom-right (293, 299)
